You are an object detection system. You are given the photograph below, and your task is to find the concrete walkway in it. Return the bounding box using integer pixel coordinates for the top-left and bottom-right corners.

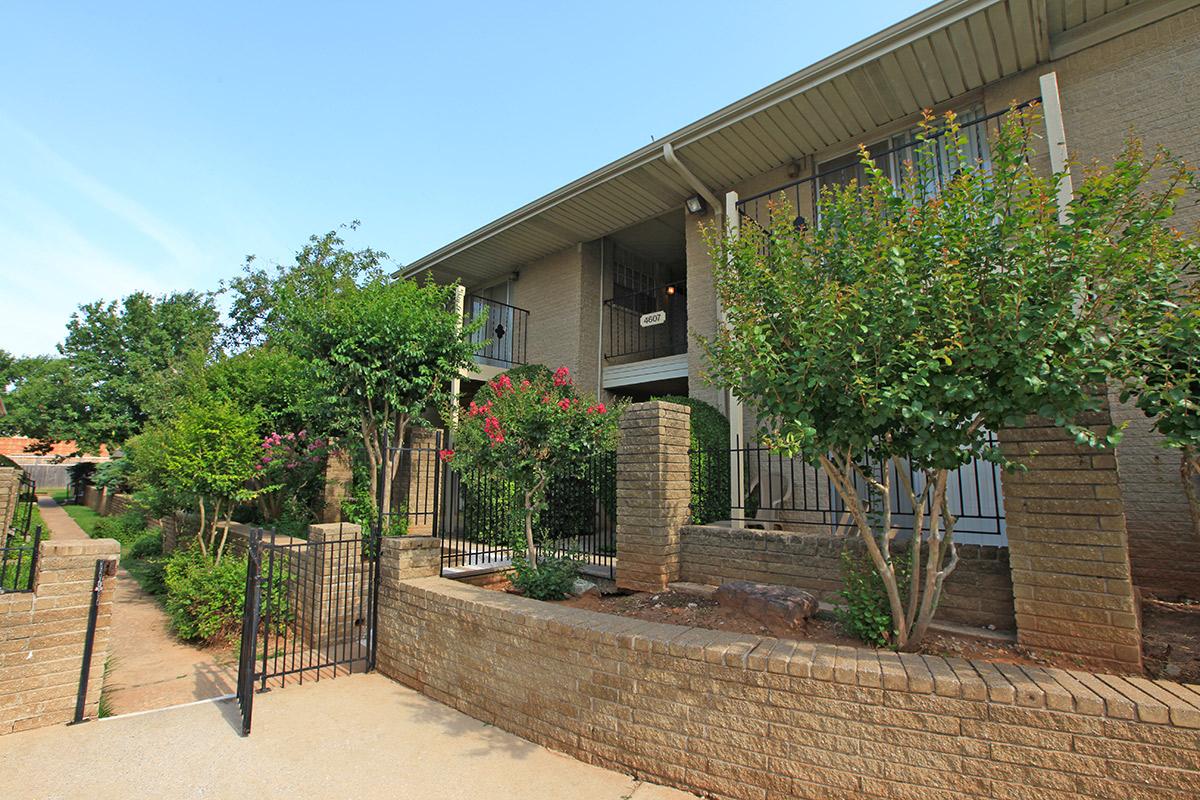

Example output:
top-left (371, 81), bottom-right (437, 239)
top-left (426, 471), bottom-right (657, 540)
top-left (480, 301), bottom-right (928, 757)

top-left (34, 495), bottom-right (88, 539)
top-left (0, 673), bottom-right (695, 800)
top-left (34, 495), bottom-right (237, 714)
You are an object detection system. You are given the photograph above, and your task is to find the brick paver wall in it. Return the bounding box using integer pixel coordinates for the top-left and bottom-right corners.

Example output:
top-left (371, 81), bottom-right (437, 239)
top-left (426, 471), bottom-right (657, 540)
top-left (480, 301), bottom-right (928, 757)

top-left (0, 538), bottom-right (120, 734)
top-left (615, 402), bottom-right (691, 592)
top-left (680, 525), bottom-right (1015, 630)
top-left (379, 576), bottom-right (1200, 800)
top-left (1000, 408), bottom-right (1143, 673)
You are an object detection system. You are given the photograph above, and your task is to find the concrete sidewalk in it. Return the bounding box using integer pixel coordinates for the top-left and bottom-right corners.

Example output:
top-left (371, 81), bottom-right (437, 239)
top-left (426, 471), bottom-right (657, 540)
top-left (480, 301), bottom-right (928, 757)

top-left (0, 673), bottom-right (695, 800)
top-left (34, 495), bottom-right (89, 540)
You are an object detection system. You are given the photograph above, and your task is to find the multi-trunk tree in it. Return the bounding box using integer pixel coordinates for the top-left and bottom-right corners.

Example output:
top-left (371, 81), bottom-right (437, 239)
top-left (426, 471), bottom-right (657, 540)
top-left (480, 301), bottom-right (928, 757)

top-left (703, 106), bottom-right (1198, 649)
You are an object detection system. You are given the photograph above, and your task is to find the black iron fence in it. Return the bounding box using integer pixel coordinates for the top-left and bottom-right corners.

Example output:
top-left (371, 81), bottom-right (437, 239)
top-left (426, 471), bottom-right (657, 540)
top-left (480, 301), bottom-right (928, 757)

top-left (381, 431), bottom-right (616, 578)
top-left (466, 295), bottom-right (529, 368)
top-left (736, 99), bottom-right (1040, 230)
top-left (603, 281), bottom-right (688, 363)
top-left (2, 474), bottom-right (41, 593)
top-left (691, 435), bottom-right (1005, 544)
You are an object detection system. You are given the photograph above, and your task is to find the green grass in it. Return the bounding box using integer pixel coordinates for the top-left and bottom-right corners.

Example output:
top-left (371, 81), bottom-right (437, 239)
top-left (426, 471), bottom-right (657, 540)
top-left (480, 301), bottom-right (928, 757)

top-left (59, 503), bottom-right (104, 537)
top-left (26, 501), bottom-right (47, 540)
top-left (58, 501), bottom-right (166, 597)
top-left (50, 488), bottom-right (69, 503)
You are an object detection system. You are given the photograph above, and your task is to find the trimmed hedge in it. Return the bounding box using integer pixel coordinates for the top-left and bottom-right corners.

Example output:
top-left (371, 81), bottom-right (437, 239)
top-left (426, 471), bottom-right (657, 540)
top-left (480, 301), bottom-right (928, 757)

top-left (651, 395), bottom-right (730, 524)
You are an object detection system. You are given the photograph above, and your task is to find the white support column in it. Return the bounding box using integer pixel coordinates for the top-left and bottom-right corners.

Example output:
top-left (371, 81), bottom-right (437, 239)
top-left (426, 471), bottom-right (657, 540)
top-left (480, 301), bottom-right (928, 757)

top-left (449, 284), bottom-right (467, 433)
top-left (722, 191), bottom-right (746, 523)
top-left (1039, 71), bottom-right (1074, 224)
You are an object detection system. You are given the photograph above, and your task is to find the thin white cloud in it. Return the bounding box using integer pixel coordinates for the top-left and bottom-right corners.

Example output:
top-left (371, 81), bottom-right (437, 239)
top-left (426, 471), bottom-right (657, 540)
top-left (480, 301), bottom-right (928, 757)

top-left (0, 118), bottom-right (206, 355)
top-left (0, 115), bottom-right (204, 268)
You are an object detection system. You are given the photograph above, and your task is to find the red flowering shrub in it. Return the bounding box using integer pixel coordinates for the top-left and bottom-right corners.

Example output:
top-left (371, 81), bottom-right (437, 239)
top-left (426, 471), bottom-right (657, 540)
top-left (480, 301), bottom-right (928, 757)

top-left (449, 365), bottom-right (620, 568)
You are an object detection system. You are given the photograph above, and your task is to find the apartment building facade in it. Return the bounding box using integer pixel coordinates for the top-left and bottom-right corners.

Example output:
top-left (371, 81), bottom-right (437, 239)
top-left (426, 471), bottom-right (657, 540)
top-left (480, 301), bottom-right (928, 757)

top-left (403, 0), bottom-right (1200, 596)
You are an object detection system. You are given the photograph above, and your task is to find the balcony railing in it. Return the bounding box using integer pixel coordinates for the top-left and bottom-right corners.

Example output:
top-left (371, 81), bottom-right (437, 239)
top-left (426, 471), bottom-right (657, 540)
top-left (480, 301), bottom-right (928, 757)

top-left (603, 281), bottom-right (688, 363)
top-left (465, 295), bottom-right (528, 368)
top-left (736, 98), bottom-right (1040, 229)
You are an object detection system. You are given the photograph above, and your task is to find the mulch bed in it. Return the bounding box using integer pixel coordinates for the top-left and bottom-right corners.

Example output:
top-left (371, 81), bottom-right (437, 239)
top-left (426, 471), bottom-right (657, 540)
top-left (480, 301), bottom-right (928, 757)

top-left (556, 586), bottom-right (1079, 671)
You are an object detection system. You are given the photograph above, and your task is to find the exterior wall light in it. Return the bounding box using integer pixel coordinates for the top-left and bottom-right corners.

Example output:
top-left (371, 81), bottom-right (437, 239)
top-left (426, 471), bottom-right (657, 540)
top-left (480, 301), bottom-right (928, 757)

top-left (685, 195), bottom-right (706, 214)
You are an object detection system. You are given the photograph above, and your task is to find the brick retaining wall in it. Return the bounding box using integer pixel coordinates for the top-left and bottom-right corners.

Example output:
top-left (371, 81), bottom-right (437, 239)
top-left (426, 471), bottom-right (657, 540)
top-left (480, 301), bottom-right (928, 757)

top-left (679, 525), bottom-right (1015, 631)
top-left (379, 575), bottom-right (1200, 800)
top-left (0, 538), bottom-right (120, 734)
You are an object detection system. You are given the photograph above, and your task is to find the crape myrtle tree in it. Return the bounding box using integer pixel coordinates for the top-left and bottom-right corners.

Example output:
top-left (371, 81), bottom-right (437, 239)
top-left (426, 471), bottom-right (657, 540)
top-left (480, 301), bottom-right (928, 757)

top-left (448, 366), bottom-right (619, 568)
top-left (1124, 278), bottom-right (1200, 538)
top-left (702, 106), bottom-right (1197, 650)
top-left (284, 275), bottom-right (481, 518)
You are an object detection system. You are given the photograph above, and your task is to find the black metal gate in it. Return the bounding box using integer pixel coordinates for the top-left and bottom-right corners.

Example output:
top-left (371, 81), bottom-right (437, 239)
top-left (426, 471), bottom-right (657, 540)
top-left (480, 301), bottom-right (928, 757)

top-left (236, 525), bottom-right (381, 736)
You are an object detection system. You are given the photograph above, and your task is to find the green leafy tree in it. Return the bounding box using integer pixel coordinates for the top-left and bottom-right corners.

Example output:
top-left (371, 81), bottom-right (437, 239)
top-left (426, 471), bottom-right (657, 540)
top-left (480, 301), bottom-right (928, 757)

top-left (448, 366), bottom-right (619, 568)
top-left (702, 107), bottom-right (1196, 649)
top-left (53, 290), bottom-right (220, 452)
top-left (283, 275), bottom-right (480, 516)
top-left (223, 222), bottom-right (386, 350)
top-left (0, 356), bottom-right (87, 445)
top-left (158, 399), bottom-right (267, 564)
top-left (1123, 280), bottom-right (1200, 538)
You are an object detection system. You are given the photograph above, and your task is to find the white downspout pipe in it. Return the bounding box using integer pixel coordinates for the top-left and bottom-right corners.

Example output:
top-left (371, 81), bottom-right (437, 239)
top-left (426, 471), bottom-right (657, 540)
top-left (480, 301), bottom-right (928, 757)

top-left (596, 238), bottom-right (605, 401)
top-left (663, 142), bottom-right (722, 223)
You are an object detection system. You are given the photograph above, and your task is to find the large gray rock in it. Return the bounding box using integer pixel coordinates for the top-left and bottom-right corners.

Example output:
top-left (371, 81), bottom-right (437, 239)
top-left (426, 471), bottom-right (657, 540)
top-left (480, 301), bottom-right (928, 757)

top-left (714, 580), bottom-right (818, 635)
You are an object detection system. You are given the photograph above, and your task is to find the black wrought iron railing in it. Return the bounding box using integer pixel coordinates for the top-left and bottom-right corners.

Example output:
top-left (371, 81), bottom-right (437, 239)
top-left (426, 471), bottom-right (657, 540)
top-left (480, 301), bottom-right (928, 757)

top-left (690, 434), bottom-right (1006, 543)
top-left (465, 295), bottom-right (529, 368)
top-left (381, 432), bottom-right (616, 579)
top-left (736, 98), bottom-right (1041, 230)
top-left (603, 281), bottom-right (688, 362)
top-left (2, 474), bottom-right (42, 592)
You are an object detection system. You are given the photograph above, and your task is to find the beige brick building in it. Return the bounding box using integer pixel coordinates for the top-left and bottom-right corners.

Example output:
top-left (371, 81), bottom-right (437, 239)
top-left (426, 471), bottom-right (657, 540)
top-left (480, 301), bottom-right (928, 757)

top-left (402, 0), bottom-right (1200, 608)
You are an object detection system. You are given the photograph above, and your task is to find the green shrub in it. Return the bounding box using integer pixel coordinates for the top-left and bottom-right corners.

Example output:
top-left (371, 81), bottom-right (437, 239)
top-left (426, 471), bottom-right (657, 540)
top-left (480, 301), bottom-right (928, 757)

top-left (140, 560), bottom-right (167, 595)
top-left (129, 530), bottom-right (163, 559)
top-left (836, 548), bottom-right (910, 648)
top-left (510, 553), bottom-right (579, 600)
top-left (163, 549), bottom-right (290, 643)
top-left (163, 549), bottom-right (247, 642)
top-left (652, 395), bottom-right (730, 524)
top-left (94, 511), bottom-right (150, 545)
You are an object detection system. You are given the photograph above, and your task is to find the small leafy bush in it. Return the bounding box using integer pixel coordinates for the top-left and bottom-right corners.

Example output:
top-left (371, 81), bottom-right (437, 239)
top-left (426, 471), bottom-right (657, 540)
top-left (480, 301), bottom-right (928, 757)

top-left (163, 548), bottom-right (247, 642)
top-left (511, 553), bottom-right (579, 600)
top-left (837, 548), bottom-right (910, 649)
top-left (162, 547), bottom-right (289, 643)
top-left (94, 511), bottom-right (150, 545)
top-left (129, 530), bottom-right (163, 559)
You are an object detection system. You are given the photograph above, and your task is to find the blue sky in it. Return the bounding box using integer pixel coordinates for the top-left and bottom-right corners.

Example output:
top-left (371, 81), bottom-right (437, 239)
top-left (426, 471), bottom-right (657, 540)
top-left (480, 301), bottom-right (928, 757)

top-left (0, 0), bottom-right (930, 356)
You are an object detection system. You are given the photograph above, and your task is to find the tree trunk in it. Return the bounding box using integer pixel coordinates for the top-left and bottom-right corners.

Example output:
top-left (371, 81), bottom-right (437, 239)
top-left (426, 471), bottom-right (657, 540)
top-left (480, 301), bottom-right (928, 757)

top-left (196, 498), bottom-right (208, 558)
top-left (214, 511), bottom-right (233, 566)
top-left (524, 490), bottom-right (538, 569)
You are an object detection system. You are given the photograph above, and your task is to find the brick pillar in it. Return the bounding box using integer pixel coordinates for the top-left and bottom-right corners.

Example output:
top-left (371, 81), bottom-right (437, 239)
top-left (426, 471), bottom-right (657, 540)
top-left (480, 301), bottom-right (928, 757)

top-left (319, 449), bottom-right (354, 523)
top-left (0, 538), bottom-right (120, 734)
top-left (0, 465), bottom-right (18, 547)
top-left (615, 401), bottom-right (691, 592)
top-left (295, 522), bottom-right (366, 650)
top-left (375, 535), bottom-right (440, 686)
top-left (1000, 403), bottom-right (1143, 673)
top-left (398, 428), bottom-right (440, 534)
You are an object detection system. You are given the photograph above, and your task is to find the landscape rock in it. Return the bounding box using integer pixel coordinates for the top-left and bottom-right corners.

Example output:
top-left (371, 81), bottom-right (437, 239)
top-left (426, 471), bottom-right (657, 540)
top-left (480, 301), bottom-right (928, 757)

top-left (570, 578), bottom-right (599, 598)
top-left (714, 580), bottom-right (818, 636)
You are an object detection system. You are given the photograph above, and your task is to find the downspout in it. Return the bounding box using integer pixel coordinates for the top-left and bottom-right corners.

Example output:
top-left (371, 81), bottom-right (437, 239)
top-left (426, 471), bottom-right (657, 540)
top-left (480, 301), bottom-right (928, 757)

top-left (662, 142), bottom-right (722, 225)
top-left (596, 237), bottom-right (605, 401)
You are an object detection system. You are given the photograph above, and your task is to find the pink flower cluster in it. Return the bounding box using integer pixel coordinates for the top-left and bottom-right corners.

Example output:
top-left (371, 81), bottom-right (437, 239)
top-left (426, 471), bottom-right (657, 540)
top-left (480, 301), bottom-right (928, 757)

top-left (438, 448), bottom-right (455, 462)
top-left (483, 415), bottom-right (505, 445)
top-left (257, 430), bottom-right (327, 472)
top-left (587, 403), bottom-right (607, 414)
top-left (467, 400), bottom-right (493, 417)
top-left (488, 374), bottom-right (514, 395)
top-left (553, 366), bottom-right (571, 387)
